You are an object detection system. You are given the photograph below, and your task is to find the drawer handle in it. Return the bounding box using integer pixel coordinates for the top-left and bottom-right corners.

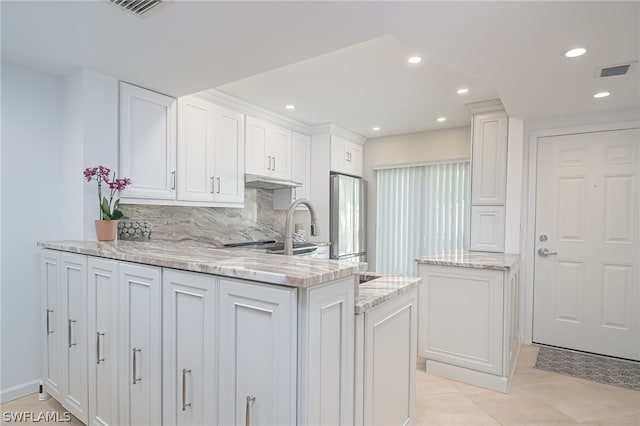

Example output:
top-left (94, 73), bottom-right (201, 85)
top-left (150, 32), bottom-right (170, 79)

top-left (245, 395), bottom-right (255, 426)
top-left (182, 368), bottom-right (192, 411)
top-left (68, 319), bottom-right (76, 348)
top-left (96, 332), bottom-right (105, 364)
top-left (132, 348), bottom-right (142, 385)
top-left (46, 309), bottom-right (54, 335)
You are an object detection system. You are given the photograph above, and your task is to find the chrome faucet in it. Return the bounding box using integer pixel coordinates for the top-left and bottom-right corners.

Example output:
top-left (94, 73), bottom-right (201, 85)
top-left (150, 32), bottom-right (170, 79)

top-left (284, 198), bottom-right (320, 256)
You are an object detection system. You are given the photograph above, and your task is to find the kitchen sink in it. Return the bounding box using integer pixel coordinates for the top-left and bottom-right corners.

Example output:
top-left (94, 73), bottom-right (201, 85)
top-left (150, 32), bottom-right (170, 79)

top-left (359, 272), bottom-right (382, 284)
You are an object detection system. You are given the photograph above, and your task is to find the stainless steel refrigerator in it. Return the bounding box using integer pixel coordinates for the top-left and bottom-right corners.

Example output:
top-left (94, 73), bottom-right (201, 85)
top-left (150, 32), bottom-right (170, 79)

top-left (330, 173), bottom-right (367, 262)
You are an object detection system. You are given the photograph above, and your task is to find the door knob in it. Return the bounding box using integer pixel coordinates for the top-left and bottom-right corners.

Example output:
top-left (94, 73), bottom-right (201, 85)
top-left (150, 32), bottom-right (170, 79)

top-left (538, 248), bottom-right (558, 257)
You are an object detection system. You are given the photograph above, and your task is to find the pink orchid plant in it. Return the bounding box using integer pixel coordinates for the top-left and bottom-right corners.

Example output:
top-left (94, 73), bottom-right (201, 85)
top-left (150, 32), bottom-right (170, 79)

top-left (83, 165), bottom-right (132, 220)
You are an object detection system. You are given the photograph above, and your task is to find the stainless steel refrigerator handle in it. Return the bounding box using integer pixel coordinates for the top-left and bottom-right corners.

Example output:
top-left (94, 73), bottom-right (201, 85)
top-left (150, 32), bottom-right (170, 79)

top-left (132, 348), bottom-right (142, 384)
top-left (68, 319), bottom-right (76, 348)
top-left (46, 309), bottom-right (53, 335)
top-left (96, 332), bottom-right (105, 364)
top-left (245, 395), bottom-right (255, 426)
top-left (182, 368), bottom-right (192, 411)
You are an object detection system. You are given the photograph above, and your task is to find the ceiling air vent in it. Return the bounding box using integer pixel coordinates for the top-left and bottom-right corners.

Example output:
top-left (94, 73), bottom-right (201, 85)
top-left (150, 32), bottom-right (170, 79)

top-left (110, 0), bottom-right (162, 16)
top-left (600, 64), bottom-right (630, 77)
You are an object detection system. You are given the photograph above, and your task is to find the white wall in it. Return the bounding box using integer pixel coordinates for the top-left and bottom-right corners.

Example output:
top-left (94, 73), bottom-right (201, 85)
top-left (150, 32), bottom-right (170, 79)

top-left (0, 63), bottom-right (72, 401)
top-left (363, 126), bottom-right (471, 271)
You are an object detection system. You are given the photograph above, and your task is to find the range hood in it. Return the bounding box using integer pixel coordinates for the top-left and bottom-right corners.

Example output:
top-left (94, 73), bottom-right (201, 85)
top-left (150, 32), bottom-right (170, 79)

top-left (244, 174), bottom-right (302, 190)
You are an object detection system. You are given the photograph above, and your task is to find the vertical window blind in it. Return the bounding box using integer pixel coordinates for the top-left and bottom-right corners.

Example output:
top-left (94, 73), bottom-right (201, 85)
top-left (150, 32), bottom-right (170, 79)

top-left (376, 161), bottom-right (470, 276)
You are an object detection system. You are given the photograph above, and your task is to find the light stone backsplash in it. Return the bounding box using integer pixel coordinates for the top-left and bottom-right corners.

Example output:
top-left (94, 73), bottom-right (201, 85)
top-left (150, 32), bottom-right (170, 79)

top-left (120, 188), bottom-right (288, 245)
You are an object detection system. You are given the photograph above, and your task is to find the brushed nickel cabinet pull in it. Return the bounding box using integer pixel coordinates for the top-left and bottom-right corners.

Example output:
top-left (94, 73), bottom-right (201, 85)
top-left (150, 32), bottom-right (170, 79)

top-left (171, 171), bottom-right (176, 190)
top-left (46, 309), bottom-right (54, 335)
top-left (181, 368), bottom-right (192, 411)
top-left (96, 332), bottom-right (105, 364)
top-left (245, 395), bottom-right (255, 426)
top-left (210, 177), bottom-right (215, 193)
top-left (216, 177), bottom-right (221, 194)
top-left (272, 156), bottom-right (276, 171)
top-left (132, 348), bottom-right (142, 384)
top-left (68, 319), bottom-right (76, 348)
top-left (267, 156), bottom-right (272, 171)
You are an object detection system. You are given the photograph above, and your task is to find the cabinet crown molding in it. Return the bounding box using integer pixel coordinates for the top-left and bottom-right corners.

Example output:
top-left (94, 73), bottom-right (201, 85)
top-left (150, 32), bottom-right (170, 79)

top-left (310, 123), bottom-right (366, 145)
top-left (466, 99), bottom-right (505, 115)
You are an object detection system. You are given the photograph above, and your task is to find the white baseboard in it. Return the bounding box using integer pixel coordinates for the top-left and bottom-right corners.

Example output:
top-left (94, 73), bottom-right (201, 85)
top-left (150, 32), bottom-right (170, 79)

top-left (426, 360), bottom-right (510, 393)
top-left (1, 379), bottom-right (39, 403)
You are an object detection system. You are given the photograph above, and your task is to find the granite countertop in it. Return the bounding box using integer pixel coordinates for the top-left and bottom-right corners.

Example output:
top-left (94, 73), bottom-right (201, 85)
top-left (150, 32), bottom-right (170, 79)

top-left (416, 250), bottom-right (520, 271)
top-left (38, 240), bottom-right (358, 288)
top-left (356, 275), bottom-right (421, 314)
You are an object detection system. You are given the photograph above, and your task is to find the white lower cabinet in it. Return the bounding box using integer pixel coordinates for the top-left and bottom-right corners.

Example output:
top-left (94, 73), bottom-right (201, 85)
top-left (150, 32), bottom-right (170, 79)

top-left (41, 250), bottom-right (63, 401)
top-left (218, 279), bottom-right (297, 426)
top-left (88, 258), bottom-right (119, 426)
top-left (162, 269), bottom-right (217, 426)
top-left (355, 288), bottom-right (418, 426)
top-left (417, 263), bottom-right (520, 393)
top-left (60, 253), bottom-right (89, 423)
top-left (118, 262), bottom-right (162, 426)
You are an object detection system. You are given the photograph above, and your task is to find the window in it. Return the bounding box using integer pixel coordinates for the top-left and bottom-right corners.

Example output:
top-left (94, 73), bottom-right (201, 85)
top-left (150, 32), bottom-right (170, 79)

top-left (376, 161), bottom-right (470, 275)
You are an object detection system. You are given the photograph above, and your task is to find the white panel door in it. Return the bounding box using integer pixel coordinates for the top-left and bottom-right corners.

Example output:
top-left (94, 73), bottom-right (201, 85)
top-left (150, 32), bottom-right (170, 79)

top-left (88, 257), bottom-right (119, 426)
top-left (534, 128), bottom-right (640, 360)
top-left (118, 263), bottom-right (162, 426)
top-left (120, 82), bottom-right (177, 200)
top-left (60, 253), bottom-right (89, 424)
top-left (218, 279), bottom-right (297, 426)
top-left (213, 105), bottom-right (245, 203)
top-left (163, 270), bottom-right (217, 426)
top-left (177, 96), bottom-right (215, 202)
top-left (41, 250), bottom-right (62, 400)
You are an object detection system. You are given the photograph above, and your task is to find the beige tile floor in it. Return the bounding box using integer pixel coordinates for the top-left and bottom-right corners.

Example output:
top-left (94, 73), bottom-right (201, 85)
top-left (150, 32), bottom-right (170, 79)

top-left (1, 345), bottom-right (638, 425)
top-left (415, 344), bottom-right (640, 426)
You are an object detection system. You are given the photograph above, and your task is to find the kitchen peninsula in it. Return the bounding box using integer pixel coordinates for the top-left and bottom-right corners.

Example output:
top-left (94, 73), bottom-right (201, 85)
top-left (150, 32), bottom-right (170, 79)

top-left (39, 240), bottom-right (420, 426)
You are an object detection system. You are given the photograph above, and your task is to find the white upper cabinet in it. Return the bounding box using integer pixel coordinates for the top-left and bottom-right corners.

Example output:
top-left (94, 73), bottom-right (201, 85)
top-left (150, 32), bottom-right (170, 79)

top-left (331, 135), bottom-right (363, 177)
top-left (177, 95), bottom-right (244, 205)
top-left (471, 110), bottom-right (508, 205)
top-left (120, 82), bottom-right (177, 201)
top-left (273, 132), bottom-right (311, 209)
top-left (245, 116), bottom-right (292, 180)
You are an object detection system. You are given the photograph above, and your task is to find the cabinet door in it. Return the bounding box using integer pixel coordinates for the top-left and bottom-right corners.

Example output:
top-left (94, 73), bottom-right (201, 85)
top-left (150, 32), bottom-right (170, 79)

top-left (470, 206), bottom-right (506, 252)
top-left (330, 135), bottom-right (347, 174)
top-left (120, 82), bottom-right (177, 200)
top-left (245, 116), bottom-right (270, 176)
top-left (346, 141), bottom-right (363, 177)
top-left (119, 263), bottom-right (162, 426)
top-left (471, 110), bottom-right (508, 205)
top-left (418, 265), bottom-right (504, 375)
top-left (177, 96), bottom-right (215, 202)
top-left (41, 250), bottom-right (62, 400)
top-left (213, 105), bottom-right (245, 203)
top-left (163, 270), bottom-right (217, 426)
top-left (88, 257), bottom-right (119, 426)
top-left (218, 279), bottom-right (297, 426)
top-left (60, 253), bottom-right (89, 424)
top-left (269, 124), bottom-right (292, 180)
top-left (363, 289), bottom-right (417, 426)
top-left (273, 132), bottom-right (311, 209)
top-left (299, 277), bottom-right (355, 425)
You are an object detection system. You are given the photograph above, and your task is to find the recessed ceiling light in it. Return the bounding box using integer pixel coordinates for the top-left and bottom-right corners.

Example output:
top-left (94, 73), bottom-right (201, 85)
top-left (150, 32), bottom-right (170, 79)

top-left (564, 47), bottom-right (587, 58)
top-left (285, 104), bottom-right (295, 110)
top-left (593, 91), bottom-right (610, 98)
top-left (408, 56), bottom-right (422, 64)
top-left (437, 117), bottom-right (446, 122)
top-left (457, 88), bottom-right (469, 94)
top-left (372, 127), bottom-right (381, 132)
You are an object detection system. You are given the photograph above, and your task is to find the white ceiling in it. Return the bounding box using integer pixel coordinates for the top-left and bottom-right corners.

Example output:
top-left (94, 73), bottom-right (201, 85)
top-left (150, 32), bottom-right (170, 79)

top-left (2, 1), bottom-right (638, 138)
